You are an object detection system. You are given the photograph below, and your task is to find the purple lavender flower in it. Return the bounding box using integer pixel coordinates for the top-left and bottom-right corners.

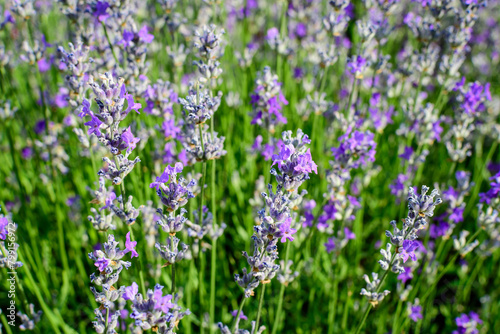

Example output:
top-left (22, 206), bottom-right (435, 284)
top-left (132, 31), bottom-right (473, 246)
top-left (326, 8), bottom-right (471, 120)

top-left (124, 232), bottom-right (138, 258)
top-left (324, 237), bottom-right (336, 253)
top-left (399, 146), bottom-right (414, 161)
top-left (123, 282), bottom-right (138, 301)
top-left (408, 304), bottom-right (423, 322)
top-left (452, 312), bottom-right (482, 334)
top-left (277, 217), bottom-right (297, 243)
top-left (400, 240), bottom-right (418, 263)
top-left (151, 163), bottom-right (197, 212)
top-left (347, 55), bottom-right (368, 79)
top-left (231, 310), bottom-right (248, 320)
top-left (331, 128), bottom-right (377, 170)
top-left (0, 217), bottom-right (9, 240)
top-left (271, 129), bottom-right (317, 191)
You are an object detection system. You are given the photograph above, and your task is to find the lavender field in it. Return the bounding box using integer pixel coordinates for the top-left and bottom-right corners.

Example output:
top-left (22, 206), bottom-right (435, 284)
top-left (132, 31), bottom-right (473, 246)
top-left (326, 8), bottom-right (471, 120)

top-left (1, 0), bottom-right (499, 333)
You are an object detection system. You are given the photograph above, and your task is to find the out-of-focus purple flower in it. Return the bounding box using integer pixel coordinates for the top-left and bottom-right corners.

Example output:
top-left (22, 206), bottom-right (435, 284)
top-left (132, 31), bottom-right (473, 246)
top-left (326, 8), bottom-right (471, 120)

top-left (37, 57), bottom-right (52, 72)
top-left (331, 128), bottom-right (376, 170)
top-left (162, 119), bottom-right (181, 140)
top-left (398, 266), bottom-right (413, 284)
top-left (344, 227), bottom-right (355, 240)
top-left (347, 55), bottom-right (368, 79)
top-left (0, 217), bottom-right (9, 240)
top-left (266, 27), bottom-right (280, 40)
top-left (138, 25), bottom-right (154, 43)
top-left (34, 120), bottom-right (46, 135)
top-left (93, 1), bottom-right (110, 22)
top-left (409, 304), bottom-right (423, 322)
top-left (325, 238), bottom-right (336, 253)
top-left (452, 312), bottom-right (482, 334)
top-left (399, 146), bottom-right (414, 161)
top-left (479, 172), bottom-right (500, 204)
top-left (231, 310), bottom-right (248, 320)
top-left (21, 147), bottom-right (33, 159)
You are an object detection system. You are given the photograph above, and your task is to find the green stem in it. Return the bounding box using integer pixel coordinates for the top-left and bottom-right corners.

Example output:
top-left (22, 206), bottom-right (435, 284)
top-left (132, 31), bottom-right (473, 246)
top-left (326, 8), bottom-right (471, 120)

top-left (101, 21), bottom-right (119, 64)
top-left (231, 296), bottom-right (247, 332)
top-left (171, 234), bottom-right (176, 294)
top-left (255, 284), bottom-right (267, 330)
top-left (271, 241), bottom-right (291, 334)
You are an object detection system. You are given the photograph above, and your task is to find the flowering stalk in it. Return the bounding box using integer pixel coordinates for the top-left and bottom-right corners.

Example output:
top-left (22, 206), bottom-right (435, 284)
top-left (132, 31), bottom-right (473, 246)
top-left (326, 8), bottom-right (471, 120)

top-left (355, 186), bottom-right (442, 334)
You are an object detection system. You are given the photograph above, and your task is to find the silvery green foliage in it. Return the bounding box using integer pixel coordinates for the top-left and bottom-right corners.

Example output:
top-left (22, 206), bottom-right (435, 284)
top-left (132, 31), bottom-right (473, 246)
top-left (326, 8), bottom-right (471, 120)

top-left (155, 236), bottom-right (189, 266)
top-left (17, 304), bottom-right (43, 331)
top-left (360, 273), bottom-right (391, 306)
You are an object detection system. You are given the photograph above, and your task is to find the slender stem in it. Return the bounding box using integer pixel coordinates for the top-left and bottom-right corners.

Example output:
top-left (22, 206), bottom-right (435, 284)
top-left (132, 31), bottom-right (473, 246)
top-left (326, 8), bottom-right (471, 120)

top-left (104, 307), bottom-right (110, 333)
top-left (271, 241), bottom-right (291, 334)
top-left (255, 284), bottom-right (267, 330)
top-left (355, 303), bottom-right (373, 334)
top-left (171, 234), bottom-right (176, 294)
top-left (127, 225), bottom-right (147, 296)
top-left (209, 117), bottom-right (217, 333)
top-left (101, 21), bottom-right (119, 64)
top-left (354, 251), bottom-right (397, 334)
top-left (232, 296), bottom-right (247, 332)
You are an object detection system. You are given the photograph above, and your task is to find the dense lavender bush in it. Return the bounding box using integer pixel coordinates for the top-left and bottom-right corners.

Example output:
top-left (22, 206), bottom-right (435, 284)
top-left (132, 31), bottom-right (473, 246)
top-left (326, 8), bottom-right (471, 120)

top-left (0, 0), bottom-right (499, 333)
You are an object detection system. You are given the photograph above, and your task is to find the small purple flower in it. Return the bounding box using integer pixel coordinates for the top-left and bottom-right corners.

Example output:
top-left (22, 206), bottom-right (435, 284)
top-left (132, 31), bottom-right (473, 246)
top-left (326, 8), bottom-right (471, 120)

top-left (278, 217), bottom-right (297, 243)
top-left (344, 227), bottom-right (355, 240)
top-left (409, 304), bottom-right (423, 322)
top-left (124, 232), bottom-right (138, 258)
top-left (231, 310), bottom-right (248, 320)
top-left (123, 282), bottom-right (139, 301)
top-left (162, 118), bottom-right (181, 140)
top-left (21, 147), bottom-right (33, 159)
top-left (399, 146), bottom-right (413, 161)
top-left (400, 240), bottom-right (418, 263)
top-left (84, 115), bottom-right (103, 137)
top-left (100, 191), bottom-right (116, 211)
top-left (266, 27), bottom-right (280, 40)
top-left (93, 1), bottom-right (110, 22)
top-left (95, 257), bottom-right (110, 272)
top-left (121, 127), bottom-right (140, 153)
top-left (397, 267), bottom-right (413, 284)
top-left (155, 293), bottom-right (175, 313)
top-left (150, 162), bottom-right (183, 190)
top-left (0, 217), bottom-right (9, 240)
top-left (80, 99), bottom-right (92, 118)
top-left (324, 238), bottom-right (336, 253)
top-left (138, 25), bottom-right (154, 43)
